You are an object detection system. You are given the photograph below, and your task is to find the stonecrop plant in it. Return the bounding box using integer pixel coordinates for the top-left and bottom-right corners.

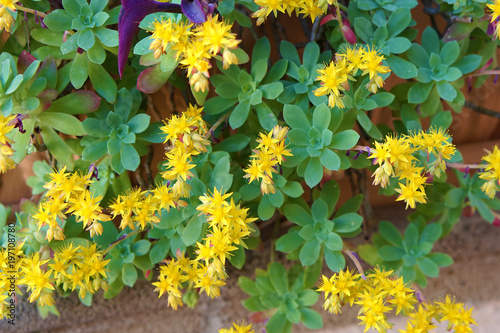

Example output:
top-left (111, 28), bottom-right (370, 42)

top-left (1, 0), bottom-right (499, 331)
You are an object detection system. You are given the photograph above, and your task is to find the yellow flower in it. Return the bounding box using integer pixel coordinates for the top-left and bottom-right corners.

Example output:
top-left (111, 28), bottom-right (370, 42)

top-left (208, 227), bottom-right (238, 265)
top-left (148, 18), bottom-right (179, 58)
top-left (251, 7), bottom-right (268, 26)
top-left (160, 113), bottom-right (196, 144)
top-left (406, 304), bottom-right (437, 332)
top-left (222, 48), bottom-right (239, 69)
top-left (387, 276), bottom-right (416, 315)
top-left (244, 127), bottom-right (291, 194)
top-left (153, 259), bottom-right (189, 309)
top-left (170, 21), bottom-right (193, 59)
top-left (0, 0), bottom-right (18, 10)
top-left (152, 183), bottom-right (177, 212)
top-left (314, 61), bottom-right (347, 99)
top-left (0, 144), bottom-right (15, 173)
top-left (254, 0), bottom-right (285, 17)
top-left (69, 190), bottom-right (107, 228)
top-left (179, 40), bottom-right (212, 76)
top-left (195, 15), bottom-right (240, 56)
top-left (189, 71), bottom-right (210, 92)
top-left (18, 253), bottom-right (55, 303)
top-left (298, 0), bottom-right (324, 23)
top-left (358, 46), bottom-right (391, 80)
top-left (195, 265), bottom-right (226, 298)
top-left (162, 145), bottom-right (196, 181)
top-left (256, 130), bottom-right (279, 151)
top-left (395, 181), bottom-right (427, 209)
top-left (338, 45), bottom-right (365, 73)
top-left (243, 159), bottom-right (264, 183)
top-left (479, 145), bottom-right (500, 198)
top-left (369, 129), bottom-right (455, 208)
top-left (487, 0), bottom-right (500, 22)
top-left (132, 194), bottom-right (160, 229)
top-left (317, 268), bottom-right (360, 302)
top-left (197, 188), bottom-right (232, 214)
top-left (219, 321), bottom-right (254, 333)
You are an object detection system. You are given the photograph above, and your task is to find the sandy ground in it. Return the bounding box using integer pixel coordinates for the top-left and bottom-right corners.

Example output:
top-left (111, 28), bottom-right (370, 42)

top-left (1, 205), bottom-right (500, 333)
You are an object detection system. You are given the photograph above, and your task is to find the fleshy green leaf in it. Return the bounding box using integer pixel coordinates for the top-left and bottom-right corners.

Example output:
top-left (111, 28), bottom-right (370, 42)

top-left (305, 157), bottom-right (323, 188)
top-left (149, 237), bottom-right (170, 264)
top-left (300, 239), bottom-right (321, 266)
top-left (276, 230), bottom-right (303, 252)
top-left (312, 104), bottom-right (331, 131)
top-left (37, 112), bottom-right (86, 136)
top-left (182, 215), bottom-right (203, 246)
top-left (121, 143), bottom-right (140, 171)
top-left (283, 104), bottom-right (311, 131)
top-left (88, 61), bottom-right (117, 103)
top-left (324, 249), bottom-right (345, 272)
top-left (378, 221), bottom-right (404, 246)
top-left (417, 257), bottom-right (439, 277)
top-left (43, 10), bottom-right (73, 31)
top-left (40, 125), bottom-right (74, 169)
top-left (268, 262), bottom-right (288, 295)
top-left (386, 56), bottom-right (417, 79)
top-left (329, 130), bottom-right (359, 150)
top-left (229, 100), bottom-right (251, 129)
top-left (122, 263), bottom-right (138, 287)
top-left (285, 204), bottom-right (313, 226)
top-left (299, 308), bottom-right (323, 330)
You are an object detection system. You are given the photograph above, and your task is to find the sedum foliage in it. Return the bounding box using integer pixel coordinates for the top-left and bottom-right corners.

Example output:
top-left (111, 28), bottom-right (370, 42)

top-left (0, 0), bottom-right (498, 331)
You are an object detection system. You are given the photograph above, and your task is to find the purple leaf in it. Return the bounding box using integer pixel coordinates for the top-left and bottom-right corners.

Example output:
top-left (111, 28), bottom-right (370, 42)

top-left (181, 0), bottom-right (206, 23)
top-left (38, 89), bottom-right (59, 110)
top-left (17, 51), bottom-right (37, 73)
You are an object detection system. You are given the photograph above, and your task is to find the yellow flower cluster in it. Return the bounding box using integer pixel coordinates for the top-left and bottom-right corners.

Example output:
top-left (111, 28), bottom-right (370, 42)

top-left (159, 105), bottom-right (210, 198)
top-left (109, 184), bottom-right (179, 230)
top-left (252, 0), bottom-right (336, 25)
top-left (33, 167), bottom-right (111, 241)
top-left (149, 15), bottom-right (240, 92)
top-left (399, 296), bottom-right (477, 333)
top-left (152, 252), bottom-right (197, 309)
top-left (368, 128), bottom-right (456, 209)
top-left (487, 0), bottom-right (500, 39)
top-left (219, 321), bottom-right (254, 333)
top-left (318, 268), bottom-right (476, 333)
top-left (478, 145), bottom-right (500, 198)
top-left (0, 0), bottom-right (16, 32)
top-left (314, 45), bottom-right (391, 109)
top-left (152, 189), bottom-right (256, 309)
top-left (243, 125), bottom-right (292, 195)
top-left (0, 114), bottom-right (16, 174)
top-left (1, 242), bottom-right (109, 318)
top-left (318, 268), bottom-right (416, 331)
top-left (109, 106), bottom-right (210, 231)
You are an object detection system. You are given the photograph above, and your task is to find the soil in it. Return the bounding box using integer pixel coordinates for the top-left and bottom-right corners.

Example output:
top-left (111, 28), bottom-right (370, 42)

top-left (1, 205), bottom-right (500, 333)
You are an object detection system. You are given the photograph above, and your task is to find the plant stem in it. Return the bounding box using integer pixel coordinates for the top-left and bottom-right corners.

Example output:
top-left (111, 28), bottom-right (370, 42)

top-left (338, 3), bottom-right (348, 11)
top-left (342, 248), bottom-right (365, 277)
top-left (464, 100), bottom-right (500, 119)
top-left (204, 114), bottom-right (229, 140)
top-left (103, 228), bottom-right (142, 255)
top-left (14, 4), bottom-right (47, 18)
top-left (466, 70), bottom-right (500, 77)
top-left (447, 163), bottom-right (486, 170)
top-left (335, 3), bottom-right (344, 31)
